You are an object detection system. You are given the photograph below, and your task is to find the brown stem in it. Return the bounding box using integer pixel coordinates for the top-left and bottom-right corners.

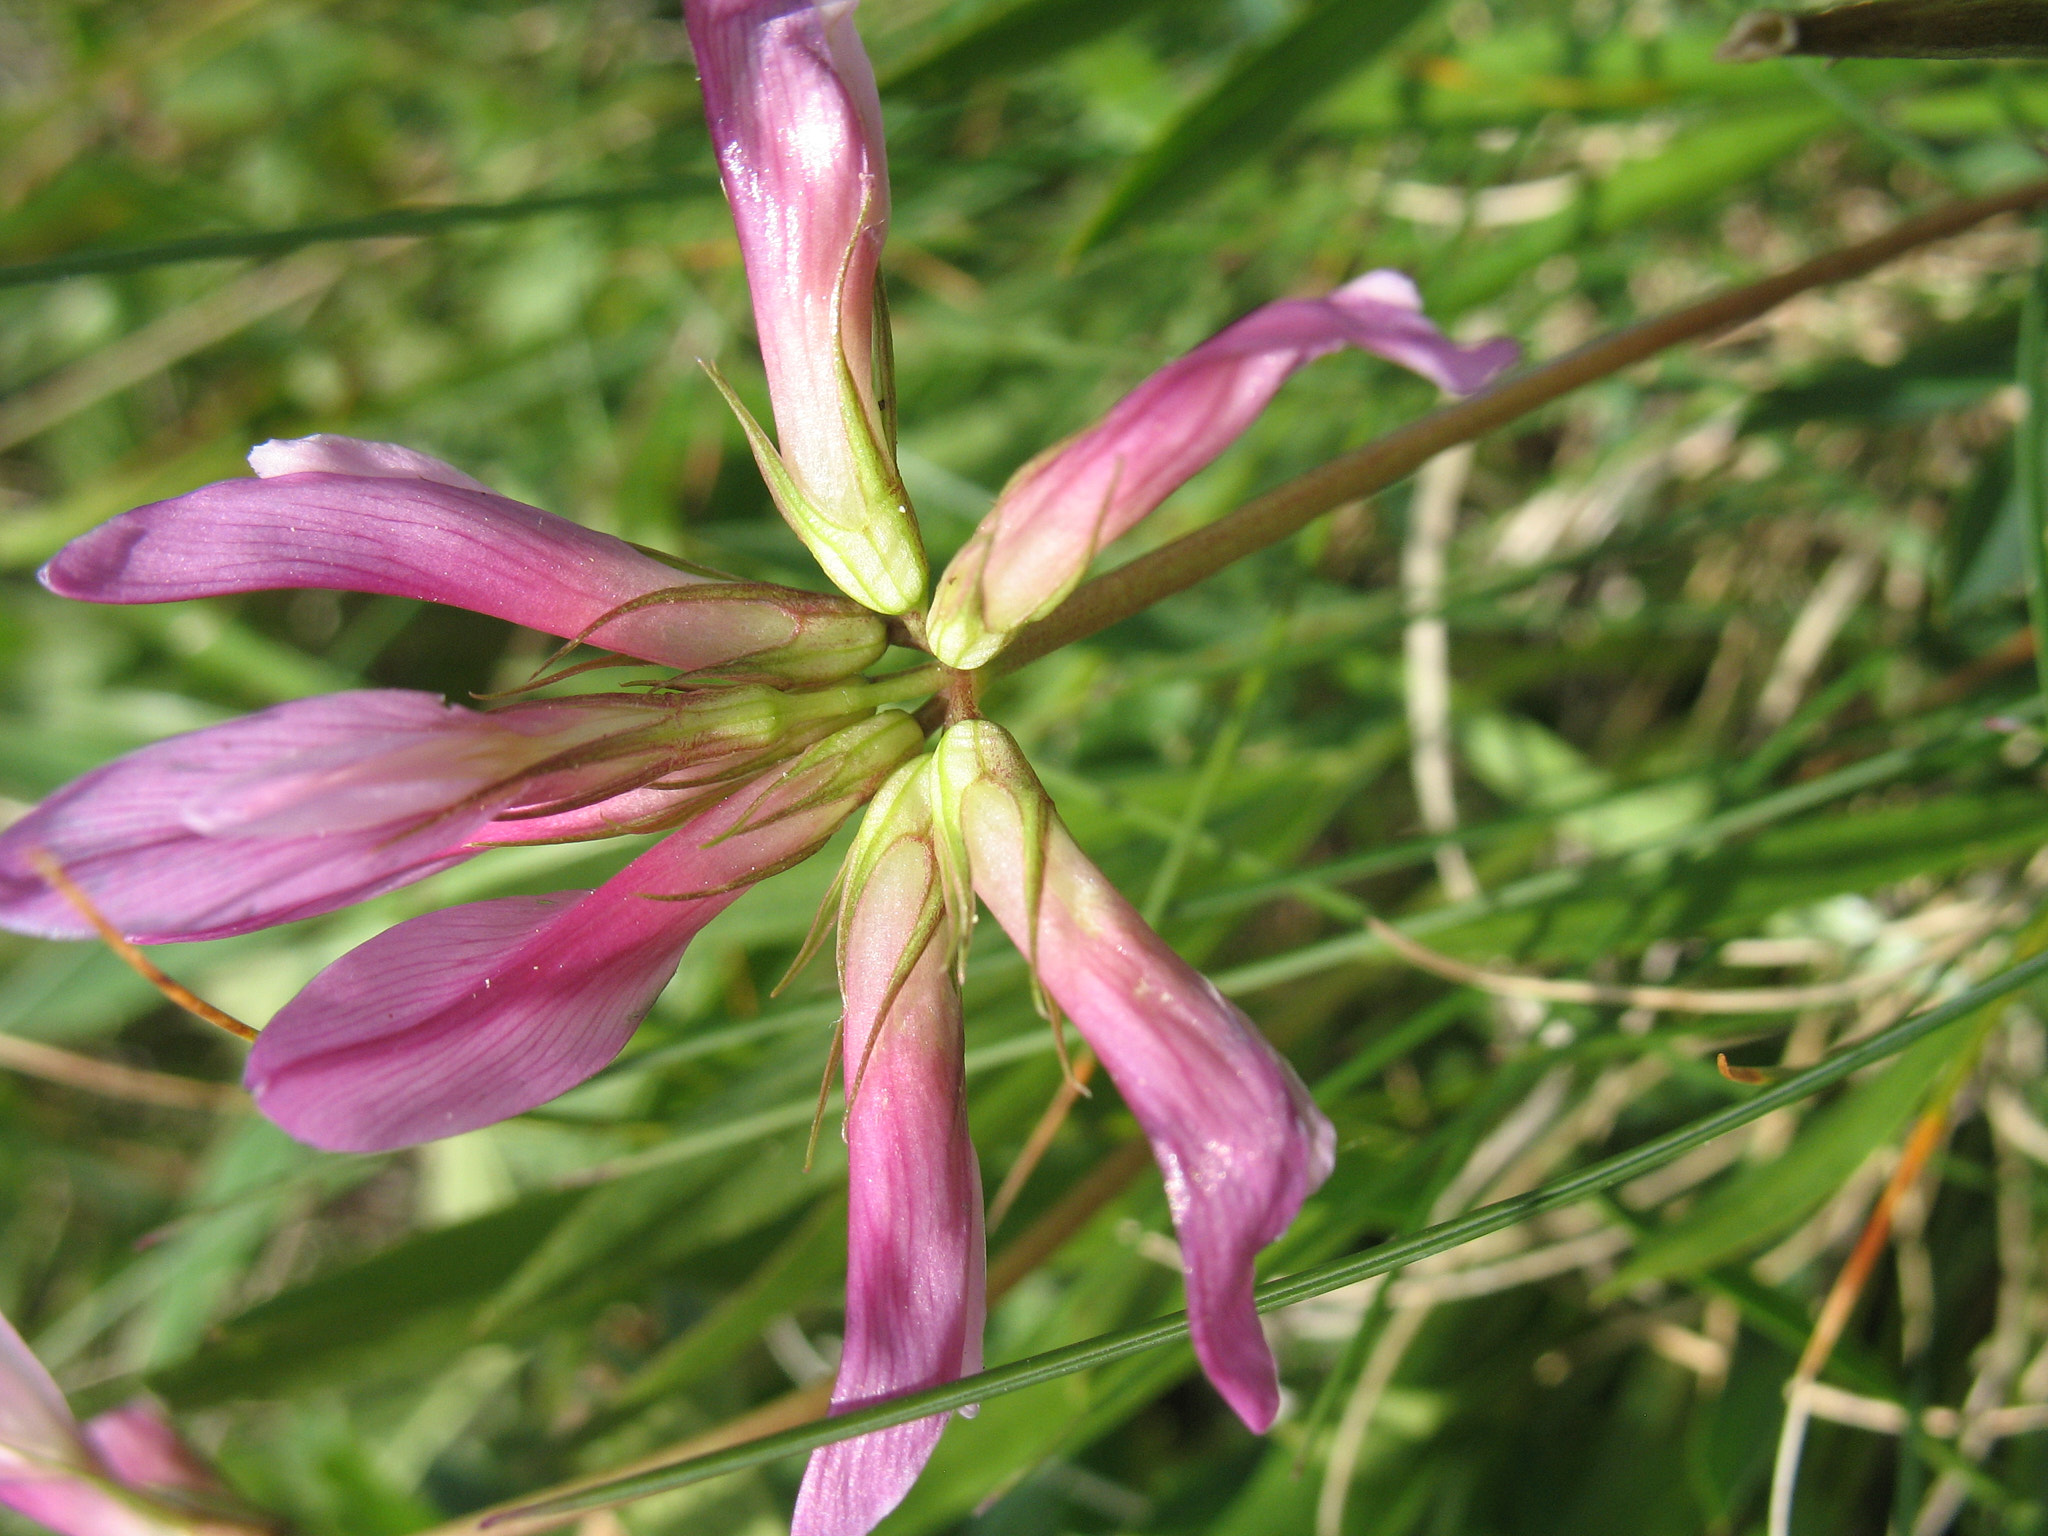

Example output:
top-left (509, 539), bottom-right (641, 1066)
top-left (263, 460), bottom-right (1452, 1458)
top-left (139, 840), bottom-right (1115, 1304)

top-left (997, 176), bottom-right (2048, 673)
top-left (26, 849), bottom-right (258, 1041)
top-left (1720, 2), bottom-right (2048, 62)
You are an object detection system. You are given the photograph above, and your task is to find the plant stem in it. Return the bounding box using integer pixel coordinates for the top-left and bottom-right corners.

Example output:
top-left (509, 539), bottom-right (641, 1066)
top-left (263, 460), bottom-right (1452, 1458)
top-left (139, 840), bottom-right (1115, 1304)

top-left (998, 176), bottom-right (2048, 673)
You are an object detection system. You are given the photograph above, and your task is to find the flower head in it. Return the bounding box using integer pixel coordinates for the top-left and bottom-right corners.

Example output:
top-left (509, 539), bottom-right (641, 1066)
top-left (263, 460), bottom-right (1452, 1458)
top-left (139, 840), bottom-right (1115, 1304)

top-left (927, 272), bottom-right (1518, 668)
top-left (0, 5), bottom-right (1521, 1529)
top-left (685, 0), bottom-right (925, 614)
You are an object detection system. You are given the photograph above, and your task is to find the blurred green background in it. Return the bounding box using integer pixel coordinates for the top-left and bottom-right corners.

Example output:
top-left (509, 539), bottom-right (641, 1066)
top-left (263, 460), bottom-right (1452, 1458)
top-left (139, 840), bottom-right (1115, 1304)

top-left (4, 1), bottom-right (2048, 1532)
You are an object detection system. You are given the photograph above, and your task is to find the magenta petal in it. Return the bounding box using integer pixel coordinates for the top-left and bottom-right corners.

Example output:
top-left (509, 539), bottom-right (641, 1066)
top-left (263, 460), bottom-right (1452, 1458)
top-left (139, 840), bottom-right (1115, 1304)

top-left (795, 843), bottom-right (983, 1536)
top-left (246, 718), bottom-right (918, 1151)
top-left (949, 729), bottom-right (1333, 1431)
top-left (927, 271), bottom-right (1518, 666)
top-left (245, 888), bottom-right (668, 1151)
top-left (0, 691), bottom-right (539, 943)
top-left (41, 469), bottom-right (799, 674)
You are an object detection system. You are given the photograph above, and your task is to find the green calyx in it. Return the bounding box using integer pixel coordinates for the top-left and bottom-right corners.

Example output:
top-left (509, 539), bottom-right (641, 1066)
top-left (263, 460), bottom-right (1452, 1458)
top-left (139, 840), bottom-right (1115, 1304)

top-left (701, 359), bottom-right (927, 618)
top-left (930, 719), bottom-right (1055, 1007)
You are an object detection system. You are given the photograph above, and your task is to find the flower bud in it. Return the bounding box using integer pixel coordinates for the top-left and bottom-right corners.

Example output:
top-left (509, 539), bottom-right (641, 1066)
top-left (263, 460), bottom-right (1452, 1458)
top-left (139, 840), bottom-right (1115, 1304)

top-left (927, 272), bottom-right (1518, 668)
top-left (686, 0), bottom-right (927, 614)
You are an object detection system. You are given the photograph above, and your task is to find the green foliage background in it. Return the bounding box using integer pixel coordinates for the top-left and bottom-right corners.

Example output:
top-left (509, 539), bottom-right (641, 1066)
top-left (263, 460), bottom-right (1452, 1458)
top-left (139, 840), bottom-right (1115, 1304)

top-left (3, 1), bottom-right (2048, 1532)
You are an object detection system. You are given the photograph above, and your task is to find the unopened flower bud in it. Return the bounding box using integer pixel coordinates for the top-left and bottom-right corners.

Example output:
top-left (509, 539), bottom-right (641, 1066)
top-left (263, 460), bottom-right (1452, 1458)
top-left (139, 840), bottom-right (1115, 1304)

top-left (927, 273), bottom-right (1517, 668)
top-left (686, 0), bottom-right (926, 614)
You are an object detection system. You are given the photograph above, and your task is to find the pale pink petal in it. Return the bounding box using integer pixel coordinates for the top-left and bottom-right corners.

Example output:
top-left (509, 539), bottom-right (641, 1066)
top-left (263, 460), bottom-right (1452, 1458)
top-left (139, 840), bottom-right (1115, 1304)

top-left (927, 273), bottom-right (1518, 666)
top-left (0, 1323), bottom-right (186, 1536)
top-left (247, 714), bottom-right (922, 1151)
top-left (42, 460), bottom-right (883, 681)
top-left (0, 1312), bottom-right (87, 1474)
top-left (82, 1406), bottom-right (219, 1498)
top-left (684, 0), bottom-right (924, 613)
top-left (795, 835), bottom-right (982, 1536)
top-left (246, 434), bottom-right (493, 492)
top-left (943, 722), bottom-right (1333, 1431)
top-left (0, 692), bottom-right (662, 944)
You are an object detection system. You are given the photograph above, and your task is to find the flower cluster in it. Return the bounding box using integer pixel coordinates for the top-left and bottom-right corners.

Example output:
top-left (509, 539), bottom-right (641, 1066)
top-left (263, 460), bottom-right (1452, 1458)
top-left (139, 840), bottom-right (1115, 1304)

top-left (0, 2), bottom-right (1513, 1531)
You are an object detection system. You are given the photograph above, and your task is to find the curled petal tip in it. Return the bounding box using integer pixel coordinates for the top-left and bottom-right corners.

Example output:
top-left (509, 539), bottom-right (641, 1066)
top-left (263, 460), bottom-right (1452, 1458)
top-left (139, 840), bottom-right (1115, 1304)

top-left (247, 434), bottom-right (493, 492)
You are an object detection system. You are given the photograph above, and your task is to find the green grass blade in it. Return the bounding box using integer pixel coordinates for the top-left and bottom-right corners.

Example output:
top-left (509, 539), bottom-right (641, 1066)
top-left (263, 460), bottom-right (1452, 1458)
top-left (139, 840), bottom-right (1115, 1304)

top-left (1070, 0), bottom-right (1437, 255)
top-left (0, 180), bottom-right (713, 290)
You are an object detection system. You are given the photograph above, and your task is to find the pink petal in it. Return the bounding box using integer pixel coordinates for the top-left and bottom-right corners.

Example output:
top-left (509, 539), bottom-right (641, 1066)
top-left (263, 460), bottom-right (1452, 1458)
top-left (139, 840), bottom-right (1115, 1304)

top-left (685, 0), bottom-right (889, 524)
top-left (247, 714), bottom-right (922, 1151)
top-left (81, 1406), bottom-right (221, 1500)
top-left (0, 1476), bottom-right (194, 1536)
top-left (246, 888), bottom-right (658, 1151)
top-left (927, 273), bottom-right (1519, 666)
top-left (795, 834), bottom-right (983, 1536)
top-left (42, 443), bottom-right (883, 681)
top-left (943, 723), bottom-right (1333, 1431)
top-left (0, 692), bottom-right (660, 944)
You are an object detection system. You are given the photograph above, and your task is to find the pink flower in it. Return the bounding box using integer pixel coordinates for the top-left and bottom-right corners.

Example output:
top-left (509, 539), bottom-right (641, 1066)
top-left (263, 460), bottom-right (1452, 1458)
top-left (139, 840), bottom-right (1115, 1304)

top-left (49, 434), bottom-right (887, 683)
top-left (0, 1308), bottom-right (267, 1536)
top-left (793, 755), bottom-right (983, 1536)
top-left (0, 686), bottom-right (868, 944)
top-left (245, 712), bottom-right (921, 1150)
top-left (684, 0), bottom-right (925, 614)
top-left (934, 720), bottom-right (1334, 1430)
top-left (926, 272), bottom-right (1519, 668)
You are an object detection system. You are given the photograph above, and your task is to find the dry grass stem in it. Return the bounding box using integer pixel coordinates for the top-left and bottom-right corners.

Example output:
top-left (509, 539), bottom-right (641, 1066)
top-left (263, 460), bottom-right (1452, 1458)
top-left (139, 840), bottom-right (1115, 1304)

top-left (1366, 914), bottom-right (1984, 1015)
top-left (0, 1030), bottom-right (245, 1111)
top-left (26, 850), bottom-right (258, 1041)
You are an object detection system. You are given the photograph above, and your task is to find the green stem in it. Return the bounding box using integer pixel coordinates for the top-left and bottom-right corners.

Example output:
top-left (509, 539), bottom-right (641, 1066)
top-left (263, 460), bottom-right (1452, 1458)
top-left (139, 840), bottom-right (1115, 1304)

top-left (2020, 222), bottom-right (2048, 701)
top-left (486, 947), bottom-right (2048, 1530)
top-left (853, 662), bottom-right (946, 710)
top-left (0, 181), bottom-right (715, 290)
top-left (996, 176), bottom-right (2048, 674)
